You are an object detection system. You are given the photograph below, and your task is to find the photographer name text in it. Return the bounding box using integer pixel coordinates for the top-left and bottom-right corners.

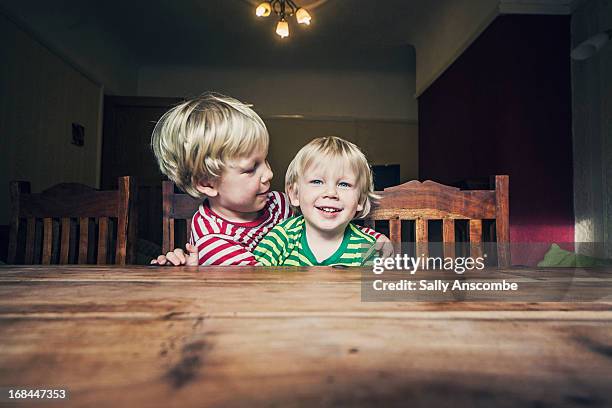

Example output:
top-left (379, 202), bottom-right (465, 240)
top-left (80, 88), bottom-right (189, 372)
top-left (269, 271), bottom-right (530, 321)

top-left (372, 279), bottom-right (518, 292)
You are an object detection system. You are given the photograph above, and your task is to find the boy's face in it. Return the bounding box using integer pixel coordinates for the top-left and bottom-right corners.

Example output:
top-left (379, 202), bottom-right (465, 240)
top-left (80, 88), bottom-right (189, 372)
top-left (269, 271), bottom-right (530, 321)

top-left (197, 147), bottom-right (273, 218)
top-left (288, 159), bottom-right (363, 236)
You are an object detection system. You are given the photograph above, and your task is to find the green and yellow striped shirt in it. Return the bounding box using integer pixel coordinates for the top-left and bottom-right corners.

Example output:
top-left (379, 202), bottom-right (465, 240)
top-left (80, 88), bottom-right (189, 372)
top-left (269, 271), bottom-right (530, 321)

top-left (253, 216), bottom-right (377, 266)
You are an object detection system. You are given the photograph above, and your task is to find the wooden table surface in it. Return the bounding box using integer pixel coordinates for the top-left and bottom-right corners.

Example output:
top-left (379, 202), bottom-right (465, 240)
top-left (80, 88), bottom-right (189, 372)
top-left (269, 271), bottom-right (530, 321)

top-left (1, 265), bottom-right (612, 407)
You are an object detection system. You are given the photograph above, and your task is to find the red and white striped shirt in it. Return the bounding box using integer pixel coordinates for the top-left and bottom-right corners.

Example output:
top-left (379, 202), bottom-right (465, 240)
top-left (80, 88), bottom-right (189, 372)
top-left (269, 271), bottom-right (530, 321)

top-left (190, 191), bottom-right (383, 266)
top-left (190, 191), bottom-right (292, 266)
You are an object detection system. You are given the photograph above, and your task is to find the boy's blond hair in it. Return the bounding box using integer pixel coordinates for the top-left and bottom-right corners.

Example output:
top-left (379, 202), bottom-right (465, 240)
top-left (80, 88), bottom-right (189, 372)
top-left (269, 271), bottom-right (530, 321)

top-left (151, 93), bottom-right (269, 198)
top-left (285, 136), bottom-right (377, 218)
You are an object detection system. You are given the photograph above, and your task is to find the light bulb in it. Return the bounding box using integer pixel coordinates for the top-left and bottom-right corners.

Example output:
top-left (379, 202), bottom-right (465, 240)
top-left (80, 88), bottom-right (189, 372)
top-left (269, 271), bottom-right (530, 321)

top-left (256, 2), bottom-right (271, 17)
top-left (276, 19), bottom-right (289, 38)
top-left (296, 8), bottom-right (311, 25)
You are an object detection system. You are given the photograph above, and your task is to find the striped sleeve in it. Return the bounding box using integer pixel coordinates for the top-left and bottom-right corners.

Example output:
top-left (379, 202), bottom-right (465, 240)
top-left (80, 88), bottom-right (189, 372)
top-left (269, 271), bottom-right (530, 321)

top-left (253, 225), bottom-right (290, 266)
top-left (196, 235), bottom-right (259, 266)
top-left (273, 191), bottom-right (295, 219)
top-left (347, 224), bottom-right (377, 266)
top-left (190, 208), bottom-right (259, 266)
top-left (356, 225), bottom-right (383, 240)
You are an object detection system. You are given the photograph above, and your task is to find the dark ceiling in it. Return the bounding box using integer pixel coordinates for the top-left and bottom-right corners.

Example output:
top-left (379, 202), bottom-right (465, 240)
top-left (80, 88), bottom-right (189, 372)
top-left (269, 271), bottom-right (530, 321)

top-left (0, 0), bottom-right (418, 71)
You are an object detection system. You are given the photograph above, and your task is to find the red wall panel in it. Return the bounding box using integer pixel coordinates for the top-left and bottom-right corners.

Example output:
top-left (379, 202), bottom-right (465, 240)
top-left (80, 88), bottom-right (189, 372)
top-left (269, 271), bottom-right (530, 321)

top-left (419, 15), bottom-right (574, 263)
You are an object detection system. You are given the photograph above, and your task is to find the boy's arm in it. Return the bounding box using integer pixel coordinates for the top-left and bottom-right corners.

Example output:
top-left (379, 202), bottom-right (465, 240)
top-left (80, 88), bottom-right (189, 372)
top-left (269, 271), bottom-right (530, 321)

top-left (277, 191), bottom-right (295, 217)
top-left (194, 234), bottom-right (259, 266)
top-left (152, 239), bottom-right (258, 266)
top-left (189, 209), bottom-right (260, 266)
top-left (356, 225), bottom-right (381, 239)
top-left (154, 208), bottom-right (264, 266)
top-left (253, 227), bottom-right (290, 266)
top-left (356, 225), bottom-right (394, 257)
top-left (361, 242), bottom-right (378, 266)
top-left (151, 244), bottom-right (199, 266)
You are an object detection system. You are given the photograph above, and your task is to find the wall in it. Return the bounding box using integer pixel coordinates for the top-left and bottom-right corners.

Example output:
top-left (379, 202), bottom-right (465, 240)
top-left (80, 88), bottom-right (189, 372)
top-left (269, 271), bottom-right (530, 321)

top-left (411, 0), bottom-right (580, 97)
top-left (571, 0), bottom-right (612, 257)
top-left (0, 13), bottom-right (103, 225)
top-left (137, 63), bottom-right (420, 196)
top-left (0, 5), bottom-right (138, 95)
top-left (411, 0), bottom-right (499, 96)
top-left (138, 66), bottom-right (418, 121)
top-left (419, 15), bottom-right (574, 260)
top-left (266, 118), bottom-right (418, 193)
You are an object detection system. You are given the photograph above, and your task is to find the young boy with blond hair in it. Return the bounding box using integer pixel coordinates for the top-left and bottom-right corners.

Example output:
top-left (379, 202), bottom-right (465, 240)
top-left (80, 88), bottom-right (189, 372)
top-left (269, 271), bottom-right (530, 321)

top-left (150, 94), bottom-right (388, 266)
top-left (151, 93), bottom-right (290, 265)
top-left (253, 136), bottom-right (379, 266)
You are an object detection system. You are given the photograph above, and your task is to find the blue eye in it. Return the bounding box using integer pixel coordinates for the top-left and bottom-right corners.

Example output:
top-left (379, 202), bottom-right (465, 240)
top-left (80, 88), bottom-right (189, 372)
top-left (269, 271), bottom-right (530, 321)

top-left (338, 182), bottom-right (351, 188)
top-left (310, 179), bottom-right (323, 185)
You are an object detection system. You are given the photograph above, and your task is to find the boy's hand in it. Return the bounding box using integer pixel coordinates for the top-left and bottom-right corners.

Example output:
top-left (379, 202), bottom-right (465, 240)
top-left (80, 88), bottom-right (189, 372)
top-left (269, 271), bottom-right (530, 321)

top-left (375, 235), bottom-right (394, 258)
top-left (150, 244), bottom-right (199, 266)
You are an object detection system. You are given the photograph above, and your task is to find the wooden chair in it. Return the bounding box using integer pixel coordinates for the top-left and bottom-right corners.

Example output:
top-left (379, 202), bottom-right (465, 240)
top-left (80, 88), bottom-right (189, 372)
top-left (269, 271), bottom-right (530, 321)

top-left (162, 181), bottom-right (201, 254)
top-left (365, 175), bottom-right (510, 267)
top-left (160, 176), bottom-right (510, 266)
top-left (7, 176), bottom-right (138, 265)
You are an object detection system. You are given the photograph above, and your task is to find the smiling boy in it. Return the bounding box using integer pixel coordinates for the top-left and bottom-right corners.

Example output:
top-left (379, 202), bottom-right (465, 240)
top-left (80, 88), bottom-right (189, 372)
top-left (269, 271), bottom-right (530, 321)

top-left (253, 136), bottom-right (378, 266)
top-left (150, 94), bottom-right (388, 266)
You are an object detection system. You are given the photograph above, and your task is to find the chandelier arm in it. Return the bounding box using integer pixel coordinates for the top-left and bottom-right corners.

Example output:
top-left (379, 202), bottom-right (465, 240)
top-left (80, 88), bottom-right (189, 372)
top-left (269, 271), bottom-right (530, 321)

top-left (285, 0), bottom-right (298, 15)
top-left (270, 0), bottom-right (297, 17)
top-left (257, 0), bottom-right (309, 37)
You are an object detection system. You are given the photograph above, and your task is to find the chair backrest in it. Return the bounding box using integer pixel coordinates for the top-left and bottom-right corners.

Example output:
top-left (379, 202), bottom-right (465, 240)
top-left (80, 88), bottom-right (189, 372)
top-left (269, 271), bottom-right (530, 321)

top-left (160, 176), bottom-right (510, 266)
top-left (162, 181), bottom-right (201, 254)
top-left (365, 175), bottom-right (510, 267)
top-left (8, 176), bottom-right (138, 265)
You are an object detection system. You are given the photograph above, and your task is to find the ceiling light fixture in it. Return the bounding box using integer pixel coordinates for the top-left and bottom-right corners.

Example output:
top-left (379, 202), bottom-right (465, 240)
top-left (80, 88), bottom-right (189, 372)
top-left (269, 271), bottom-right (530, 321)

top-left (255, 0), bottom-right (312, 38)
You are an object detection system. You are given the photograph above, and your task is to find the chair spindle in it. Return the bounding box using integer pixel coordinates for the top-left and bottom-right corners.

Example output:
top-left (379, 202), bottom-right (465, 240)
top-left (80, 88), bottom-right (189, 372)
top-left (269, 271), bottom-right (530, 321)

top-left (42, 218), bottom-right (53, 264)
top-left (442, 218), bottom-right (455, 259)
top-left (60, 218), bottom-right (71, 264)
top-left (78, 217), bottom-right (89, 264)
top-left (97, 217), bottom-right (109, 264)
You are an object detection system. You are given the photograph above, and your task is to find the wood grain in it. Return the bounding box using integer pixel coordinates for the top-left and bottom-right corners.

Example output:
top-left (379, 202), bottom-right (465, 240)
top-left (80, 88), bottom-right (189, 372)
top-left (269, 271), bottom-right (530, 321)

top-left (494, 175), bottom-right (511, 267)
top-left (25, 217), bottom-right (36, 264)
top-left (78, 217), bottom-right (89, 264)
top-left (469, 219), bottom-right (483, 259)
top-left (0, 265), bottom-right (611, 408)
top-left (364, 177), bottom-right (510, 267)
top-left (60, 217), bottom-right (71, 264)
top-left (368, 180), bottom-right (496, 220)
top-left (97, 217), bottom-right (108, 264)
top-left (7, 177), bottom-right (137, 265)
top-left (442, 218), bottom-right (455, 259)
top-left (389, 217), bottom-right (401, 246)
top-left (162, 181), bottom-right (201, 253)
top-left (415, 218), bottom-right (428, 257)
top-left (42, 218), bottom-right (53, 264)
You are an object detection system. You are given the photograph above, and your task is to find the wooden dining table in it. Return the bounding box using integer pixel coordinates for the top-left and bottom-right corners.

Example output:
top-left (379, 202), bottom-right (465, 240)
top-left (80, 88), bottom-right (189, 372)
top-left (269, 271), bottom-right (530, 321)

top-left (0, 265), bottom-right (611, 407)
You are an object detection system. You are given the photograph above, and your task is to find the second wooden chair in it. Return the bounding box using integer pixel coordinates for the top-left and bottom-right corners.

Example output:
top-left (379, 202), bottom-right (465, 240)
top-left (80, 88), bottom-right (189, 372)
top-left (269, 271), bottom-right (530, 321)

top-left (7, 176), bottom-right (138, 265)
